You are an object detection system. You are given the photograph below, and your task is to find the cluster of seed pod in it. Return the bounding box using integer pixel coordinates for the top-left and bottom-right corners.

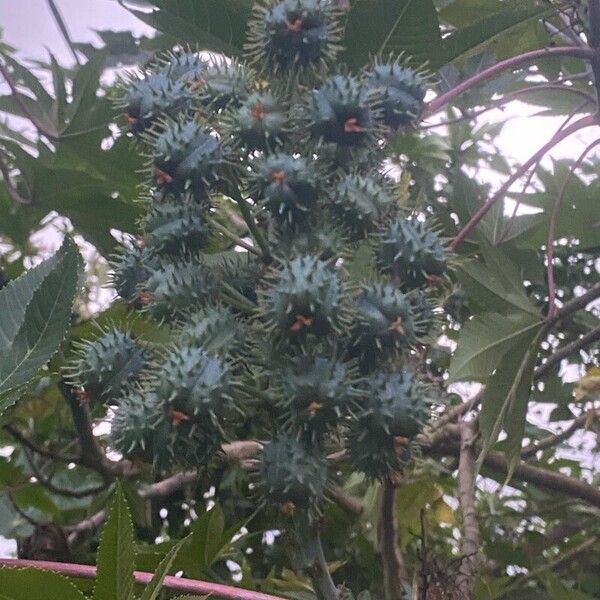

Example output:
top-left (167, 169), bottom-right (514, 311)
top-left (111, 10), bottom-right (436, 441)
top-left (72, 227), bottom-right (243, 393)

top-left (69, 0), bottom-right (450, 535)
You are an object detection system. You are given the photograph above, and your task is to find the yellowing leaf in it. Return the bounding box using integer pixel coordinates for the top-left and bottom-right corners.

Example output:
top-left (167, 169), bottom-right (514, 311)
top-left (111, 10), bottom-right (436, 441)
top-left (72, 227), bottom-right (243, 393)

top-left (431, 498), bottom-right (456, 525)
top-left (574, 367), bottom-right (600, 400)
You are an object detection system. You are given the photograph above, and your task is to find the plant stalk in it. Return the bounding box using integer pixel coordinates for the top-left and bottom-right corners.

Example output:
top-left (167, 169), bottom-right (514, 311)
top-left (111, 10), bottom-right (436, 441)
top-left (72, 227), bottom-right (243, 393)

top-left (422, 46), bottom-right (595, 118)
top-left (307, 534), bottom-right (339, 600)
top-left (450, 113), bottom-right (598, 251)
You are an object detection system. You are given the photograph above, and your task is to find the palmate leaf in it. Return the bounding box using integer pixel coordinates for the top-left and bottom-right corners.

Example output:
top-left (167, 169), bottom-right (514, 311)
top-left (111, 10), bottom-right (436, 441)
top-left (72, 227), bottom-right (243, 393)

top-left (0, 568), bottom-right (87, 600)
top-left (122, 0), bottom-right (252, 56)
top-left (342, 0), bottom-right (445, 69)
top-left (94, 482), bottom-right (135, 600)
top-left (123, 0), bottom-right (446, 70)
top-left (0, 237), bottom-right (82, 417)
top-left (455, 243), bottom-right (540, 316)
top-left (448, 312), bottom-right (542, 383)
top-left (139, 536), bottom-right (190, 600)
top-left (479, 323), bottom-right (544, 476)
top-left (440, 0), bottom-right (555, 63)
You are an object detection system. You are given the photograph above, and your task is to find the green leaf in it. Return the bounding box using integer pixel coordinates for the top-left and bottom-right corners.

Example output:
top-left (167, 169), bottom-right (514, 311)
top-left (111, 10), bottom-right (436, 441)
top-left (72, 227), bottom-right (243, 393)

top-left (342, 0), bottom-right (445, 69)
top-left (125, 0), bottom-right (251, 55)
top-left (179, 503), bottom-right (229, 577)
top-left (63, 53), bottom-right (110, 136)
top-left (479, 324), bottom-right (544, 475)
top-left (455, 243), bottom-right (539, 315)
top-left (1, 138), bottom-right (142, 255)
top-left (94, 482), bottom-right (135, 600)
top-left (0, 237), bottom-right (82, 416)
top-left (0, 567), bottom-right (87, 600)
top-left (1, 54), bottom-right (54, 111)
top-left (0, 248), bottom-right (62, 347)
top-left (544, 571), bottom-right (596, 599)
top-left (449, 312), bottom-right (542, 383)
top-left (139, 536), bottom-right (190, 600)
top-left (442, 1), bottom-right (555, 63)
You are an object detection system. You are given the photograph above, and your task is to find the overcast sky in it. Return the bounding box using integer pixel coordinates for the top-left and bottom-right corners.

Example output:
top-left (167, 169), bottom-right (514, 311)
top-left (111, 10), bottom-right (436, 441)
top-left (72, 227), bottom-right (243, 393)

top-left (2, 0), bottom-right (152, 60)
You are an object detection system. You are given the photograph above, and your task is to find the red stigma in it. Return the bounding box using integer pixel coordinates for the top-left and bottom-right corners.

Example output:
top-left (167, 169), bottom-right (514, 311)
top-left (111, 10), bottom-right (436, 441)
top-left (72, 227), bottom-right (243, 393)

top-left (137, 290), bottom-right (155, 306)
top-left (343, 118), bottom-right (363, 133)
top-left (286, 18), bottom-right (304, 32)
top-left (169, 408), bottom-right (190, 427)
top-left (125, 114), bottom-right (138, 129)
top-left (270, 169), bottom-right (286, 184)
top-left (291, 314), bottom-right (313, 332)
top-left (153, 165), bottom-right (174, 185)
top-left (251, 101), bottom-right (266, 120)
top-left (74, 388), bottom-right (91, 404)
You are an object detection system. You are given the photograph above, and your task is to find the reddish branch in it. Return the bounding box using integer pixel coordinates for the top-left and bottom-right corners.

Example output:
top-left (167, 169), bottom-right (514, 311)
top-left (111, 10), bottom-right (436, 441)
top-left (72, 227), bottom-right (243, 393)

top-left (0, 559), bottom-right (287, 600)
top-left (422, 46), bottom-right (595, 118)
top-left (450, 113), bottom-right (599, 251)
top-left (455, 421), bottom-right (480, 599)
top-left (422, 83), bottom-right (595, 130)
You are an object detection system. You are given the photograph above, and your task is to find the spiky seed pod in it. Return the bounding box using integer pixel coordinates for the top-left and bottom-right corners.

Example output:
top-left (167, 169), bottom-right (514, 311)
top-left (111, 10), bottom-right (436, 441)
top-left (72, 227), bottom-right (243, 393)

top-left (110, 244), bottom-right (158, 304)
top-left (347, 370), bottom-right (431, 479)
top-left (252, 153), bottom-right (319, 226)
top-left (152, 345), bottom-right (233, 422)
top-left (281, 225), bottom-right (348, 261)
top-left (168, 418), bottom-right (225, 468)
top-left (146, 406), bottom-right (224, 469)
top-left (376, 218), bottom-right (447, 289)
top-left (68, 329), bottom-right (148, 403)
top-left (332, 173), bottom-right (393, 233)
top-left (110, 391), bottom-right (162, 458)
top-left (141, 201), bottom-right (209, 255)
top-left (200, 60), bottom-right (252, 109)
top-left (277, 354), bottom-right (359, 440)
top-left (117, 73), bottom-right (192, 134)
top-left (151, 121), bottom-right (223, 196)
top-left (407, 290), bottom-right (437, 338)
top-left (363, 370), bottom-right (431, 438)
top-left (262, 255), bottom-right (344, 339)
top-left (365, 61), bottom-right (427, 129)
top-left (353, 283), bottom-right (416, 369)
top-left (159, 51), bottom-right (206, 84)
top-left (308, 74), bottom-right (376, 147)
top-left (141, 258), bottom-right (214, 320)
top-left (247, 0), bottom-right (339, 72)
top-left (229, 91), bottom-right (287, 150)
top-left (176, 304), bottom-right (248, 358)
top-left (258, 435), bottom-right (328, 519)
top-left (346, 421), bottom-right (405, 481)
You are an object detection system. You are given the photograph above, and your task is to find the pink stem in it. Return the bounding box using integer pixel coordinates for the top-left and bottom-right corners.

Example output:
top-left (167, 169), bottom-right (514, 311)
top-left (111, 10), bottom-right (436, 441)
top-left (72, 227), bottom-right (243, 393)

top-left (498, 98), bottom-right (592, 243)
top-left (546, 137), bottom-right (600, 319)
top-left (0, 558), bottom-right (287, 600)
top-left (422, 46), bottom-right (595, 118)
top-left (449, 114), bottom-right (598, 251)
